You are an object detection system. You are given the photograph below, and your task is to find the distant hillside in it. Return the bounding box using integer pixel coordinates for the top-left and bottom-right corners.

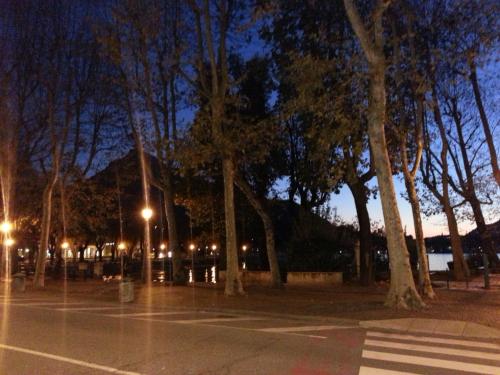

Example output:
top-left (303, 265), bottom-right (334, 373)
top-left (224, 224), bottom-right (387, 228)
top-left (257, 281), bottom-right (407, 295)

top-left (425, 219), bottom-right (500, 253)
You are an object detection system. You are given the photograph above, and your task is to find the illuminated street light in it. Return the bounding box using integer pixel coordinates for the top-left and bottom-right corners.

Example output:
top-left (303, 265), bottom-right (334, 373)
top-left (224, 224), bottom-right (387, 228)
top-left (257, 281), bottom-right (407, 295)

top-left (0, 221), bottom-right (12, 234)
top-left (189, 243), bottom-right (195, 251)
top-left (167, 251), bottom-right (172, 258)
top-left (118, 242), bottom-right (126, 250)
top-left (4, 238), bottom-right (14, 247)
top-left (61, 241), bottom-right (69, 250)
top-left (141, 207), bottom-right (153, 220)
top-left (211, 244), bottom-right (217, 251)
top-left (160, 243), bottom-right (166, 251)
top-left (242, 245), bottom-right (247, 252)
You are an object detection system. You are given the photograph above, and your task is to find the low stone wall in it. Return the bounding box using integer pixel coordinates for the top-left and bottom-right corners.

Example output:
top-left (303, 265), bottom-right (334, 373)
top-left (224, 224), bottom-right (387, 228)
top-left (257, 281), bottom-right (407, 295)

top-left (218, 270), bottom-right (343, 286)
top-left (218, 271), bottom-right (272, 285)
top-left (286, 272), bottom-right (343, 286)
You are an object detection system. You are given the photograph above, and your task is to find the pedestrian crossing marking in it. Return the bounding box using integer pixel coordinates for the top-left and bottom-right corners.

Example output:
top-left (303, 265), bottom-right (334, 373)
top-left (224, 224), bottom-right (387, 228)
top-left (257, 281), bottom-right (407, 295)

top-left (365, 338), bottom-right (500, 361)
top-left (363, 349), bottom-right (500, 374)
top-left (367, 331), bottom-right (500, 350)
top-left (359, 331), bottom-right (500, 375)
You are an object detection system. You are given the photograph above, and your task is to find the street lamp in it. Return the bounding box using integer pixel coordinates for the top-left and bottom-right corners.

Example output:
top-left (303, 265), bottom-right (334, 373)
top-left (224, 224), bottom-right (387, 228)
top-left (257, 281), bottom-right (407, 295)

top-left (4, 238), bottom-right (14, 247)
top-left (141, 207), bottom-right (153, 220)
top-left (118, 242), bottom-right (126, 251)
top-left (189, 243), bottom-right (195, 284)
top-left (242, 245), bottom-right (248, 270)
top-left (167, 250), bottom-right (172, 283)
top-left (0, 221), bottom-right (12, 234)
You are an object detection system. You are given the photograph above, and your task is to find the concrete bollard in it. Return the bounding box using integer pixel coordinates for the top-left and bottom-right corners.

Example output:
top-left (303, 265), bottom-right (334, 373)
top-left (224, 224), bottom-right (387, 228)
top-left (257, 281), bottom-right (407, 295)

top-left (94, 262), bottom-right (104, 278)
top-left (12, 273), bottom-right (26, 292)
top-left (119, 279), bottom-right (134, 303)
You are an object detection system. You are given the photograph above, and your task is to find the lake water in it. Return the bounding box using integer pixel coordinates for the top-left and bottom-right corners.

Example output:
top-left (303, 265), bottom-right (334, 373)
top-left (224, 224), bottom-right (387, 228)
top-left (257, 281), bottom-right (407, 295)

top-left (428, 253), bottom-right (500, 271)
top-left (428, 253), bottom-right (454, 271)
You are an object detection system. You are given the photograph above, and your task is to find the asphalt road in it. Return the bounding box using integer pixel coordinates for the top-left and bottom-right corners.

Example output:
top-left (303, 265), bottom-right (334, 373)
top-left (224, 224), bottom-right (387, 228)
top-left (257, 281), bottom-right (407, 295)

top-left (0, 295), bottom-right (499, 375)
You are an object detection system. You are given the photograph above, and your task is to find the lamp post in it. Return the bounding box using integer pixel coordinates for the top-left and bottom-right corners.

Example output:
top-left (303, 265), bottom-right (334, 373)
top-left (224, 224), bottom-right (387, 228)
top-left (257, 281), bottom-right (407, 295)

top-left (167, 250), bottom-right (172, 283)
top-left (141, 207), bottom-right (153, 283)
top-left (189, 243), bottom-right (195, 284)
top-left (211, 244), bottom-right (217, 284)
top-left (1, 221), bottom-right (13, 278)
top-left (61, 241), bottom-right (69, 278)
top-left (118, 242), bottom-right (126, 279)
top-left (242, 245), bottom-right (247, 270)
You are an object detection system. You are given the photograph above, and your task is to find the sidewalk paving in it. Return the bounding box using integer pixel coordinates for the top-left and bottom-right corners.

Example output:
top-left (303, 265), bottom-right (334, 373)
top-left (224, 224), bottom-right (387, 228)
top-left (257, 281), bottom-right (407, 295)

top-left (5, 274), bottom-right (500, 339)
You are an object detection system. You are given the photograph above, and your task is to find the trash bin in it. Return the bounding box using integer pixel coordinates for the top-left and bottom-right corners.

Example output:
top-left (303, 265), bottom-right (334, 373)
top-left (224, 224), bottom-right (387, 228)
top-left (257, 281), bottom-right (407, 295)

top-left (12, 273), bottom-right (26, 292)
top-left (119, 279), bottom-right (134, 303)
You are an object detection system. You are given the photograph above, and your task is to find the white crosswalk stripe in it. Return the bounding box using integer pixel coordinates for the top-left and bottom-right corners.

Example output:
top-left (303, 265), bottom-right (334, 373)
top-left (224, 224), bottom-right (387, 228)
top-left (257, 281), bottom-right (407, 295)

top-left (359, 330), bottom-right (500, 375)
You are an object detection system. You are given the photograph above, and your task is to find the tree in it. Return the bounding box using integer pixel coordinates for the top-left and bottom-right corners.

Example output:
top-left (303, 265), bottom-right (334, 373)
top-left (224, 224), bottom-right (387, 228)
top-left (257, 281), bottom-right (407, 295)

top-left (344, 0), bottom-right (424, 308)
top-left (389, 11), bottom-right (434, 298)
top-left (263, 0), bottom-right (376, 285)
top-left (103, 0), bottom-right (184, 284)
top-left (184, 0), bottom-right (247, 295)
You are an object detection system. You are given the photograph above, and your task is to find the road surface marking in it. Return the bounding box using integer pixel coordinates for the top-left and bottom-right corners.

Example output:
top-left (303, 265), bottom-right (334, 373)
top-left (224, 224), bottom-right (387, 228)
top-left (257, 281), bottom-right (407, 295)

top-left (359, 366), bottom-right (420, 375)
top-left (56, 306), bottom-right (127, 311)
top-left (172, 316), bottom-right (266, 324)
top-left (258, 325), bottom-right (357, 333)
top-left (362, 350), bottom-right (500, 374)
top-left (367, 331), bottom-right (500, 350)
top-left (365, 338), bottom-right (500, 361)
top-left (107, 311), bottom-right (199, 317)
top-left (0, 343), bottom-right (141, 375)
top-left (10, 302), bottom-right (86, 306)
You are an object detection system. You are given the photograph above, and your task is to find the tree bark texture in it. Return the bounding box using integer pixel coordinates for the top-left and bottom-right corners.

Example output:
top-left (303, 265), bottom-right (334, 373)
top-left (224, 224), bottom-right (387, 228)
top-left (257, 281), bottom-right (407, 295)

top-left (469, 59), bottom-right (500, 186)
top-left (348, 182), bottom-right (373, 286)
top-left (235, 174), bottom-right (282, 288)
top-left (34, 172), bottom-right (58, 288)
top-left (431, 92), bottom-right (470, 280)
top-left (344, 0), bottom-right (423, 309)
top-left (222, 158), bottom-right (244, 295)
top-left (404, 176), bottom-right (435, 298)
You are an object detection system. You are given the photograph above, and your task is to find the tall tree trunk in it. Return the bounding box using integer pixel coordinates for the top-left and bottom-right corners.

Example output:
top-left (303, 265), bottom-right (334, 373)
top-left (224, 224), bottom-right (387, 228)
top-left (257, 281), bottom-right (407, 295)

top-left (234, 174), bottom-right (282, 288)
top-left (137, 138), bottom-right (152, 284)
top-left (222, 158), bottom-right (244, 295)
top-left (451, 103), bottom-right (499, 267)
top-left (368, 65), bottom-right (422, 308)
top-left (442, 200), bottom-right (469, 280)
top-left (162, 171), bottom-right (184, 284)
top-left (404, 176), bottom-right (435, 298)
top-left (428, 90), bottom-right (469, 280)
top-left (34, 172), bottom-right (58, 288)
top-left (468, 58), bottom-right (500, 186)
top-left (469, 195), bottom-right (498, 267)
top-left (344, 0), bottom-right (423, 308)
top-left (348, 182), bottom-right (373, 286)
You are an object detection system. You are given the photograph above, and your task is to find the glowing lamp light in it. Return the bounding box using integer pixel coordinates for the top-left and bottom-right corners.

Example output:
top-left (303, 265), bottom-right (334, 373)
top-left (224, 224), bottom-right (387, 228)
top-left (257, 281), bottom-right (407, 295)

top-left (242, 245), bottom-right (248, 252)
top-left (141, 207), bottom-right (153, 220)
top-left (211, 244), bottom-right (217, 251)
top-left (160, 243), bottom-right (166, 250)
top-left (189, 243), bottom-right (195, 251)
top-left (0, 221), bottom-right (12, 234)
top-left (167, 251), bottom-right (172, 258)
top-left (118, 242), bottom-right (126, 250)
top-left (61, 241), bottom-right (69, 250)
top-left (4, 238), bottom-right (14, 247)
